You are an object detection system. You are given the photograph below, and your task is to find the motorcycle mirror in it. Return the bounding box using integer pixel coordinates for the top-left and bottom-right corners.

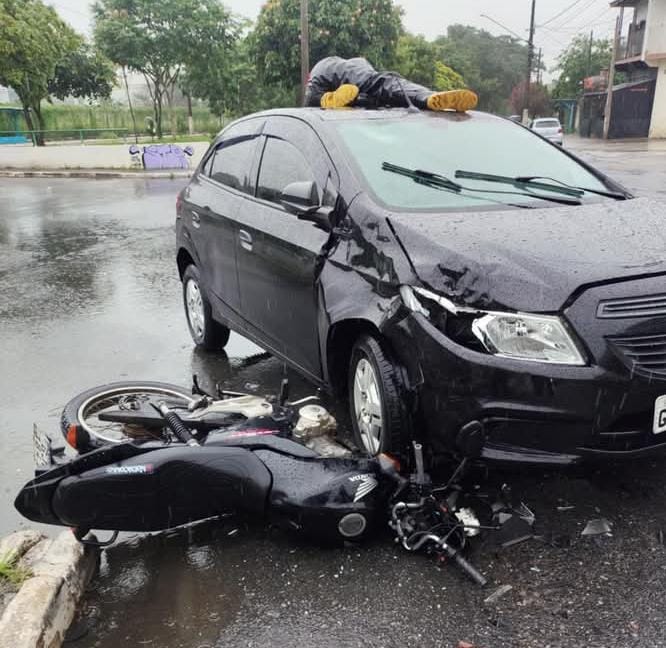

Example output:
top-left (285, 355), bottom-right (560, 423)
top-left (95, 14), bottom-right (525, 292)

top-left (456, 421), bottom-right (485, 459)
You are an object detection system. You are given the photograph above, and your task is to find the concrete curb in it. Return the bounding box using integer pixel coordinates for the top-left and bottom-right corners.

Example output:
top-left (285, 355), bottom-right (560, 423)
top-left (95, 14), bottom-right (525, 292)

top-left (0, 169), bottom-right (192, 179)
top-left (0, 531), bottom-right (98, 648)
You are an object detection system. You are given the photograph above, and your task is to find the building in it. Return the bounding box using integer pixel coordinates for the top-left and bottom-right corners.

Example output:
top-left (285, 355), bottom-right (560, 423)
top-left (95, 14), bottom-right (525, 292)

top-left (610, 0), bottom-right (666, 138)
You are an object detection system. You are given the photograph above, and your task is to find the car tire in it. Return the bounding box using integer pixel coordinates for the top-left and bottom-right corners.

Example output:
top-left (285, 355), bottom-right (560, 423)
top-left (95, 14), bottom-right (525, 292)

top-left (182, 265), bottom-right (230, 350)
top-left (348, 334), bottom-right (407, 456)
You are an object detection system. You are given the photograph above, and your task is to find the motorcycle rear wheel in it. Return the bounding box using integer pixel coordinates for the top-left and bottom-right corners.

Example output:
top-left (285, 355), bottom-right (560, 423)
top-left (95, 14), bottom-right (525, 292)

top-left (61, 381), bottom-right (194, 450)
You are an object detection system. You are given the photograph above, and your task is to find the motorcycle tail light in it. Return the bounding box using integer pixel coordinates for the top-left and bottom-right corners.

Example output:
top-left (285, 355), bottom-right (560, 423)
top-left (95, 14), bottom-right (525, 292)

top-left (66, 424), bottom-right (89, 451)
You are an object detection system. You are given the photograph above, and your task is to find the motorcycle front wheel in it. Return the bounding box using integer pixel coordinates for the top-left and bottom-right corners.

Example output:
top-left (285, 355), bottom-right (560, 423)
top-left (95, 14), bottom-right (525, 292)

top-left (61, 381), bottom-right (194, 450)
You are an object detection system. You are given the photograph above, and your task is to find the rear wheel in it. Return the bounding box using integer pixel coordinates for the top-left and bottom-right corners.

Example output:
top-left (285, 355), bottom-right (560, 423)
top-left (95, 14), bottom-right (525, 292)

top-left (182, 265), bottom-right (230, 350)
top-left (348, 335), bottom-right (407, 456)
top-left (61, 381), bottom-right (194, 450)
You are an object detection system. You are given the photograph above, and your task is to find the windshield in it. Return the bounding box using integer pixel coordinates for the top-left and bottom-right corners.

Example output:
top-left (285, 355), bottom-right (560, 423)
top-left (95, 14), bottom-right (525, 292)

top-left (334, 116), bottom-right (610, 210)
top-left (534, 119), bottom-right (560, 128)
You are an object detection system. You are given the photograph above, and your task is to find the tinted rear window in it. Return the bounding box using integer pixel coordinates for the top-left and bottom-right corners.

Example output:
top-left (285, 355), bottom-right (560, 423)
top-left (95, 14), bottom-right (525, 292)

top-left (534, 119), bottom-right (560, 127)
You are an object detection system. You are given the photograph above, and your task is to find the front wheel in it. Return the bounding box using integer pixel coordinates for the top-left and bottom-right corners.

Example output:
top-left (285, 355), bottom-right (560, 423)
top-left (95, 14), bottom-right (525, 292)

top-left (61, 381), bottom-right (194, 450)
top-left (348, 335), bottom-right (407, 456)
top-left (182, 265), bottom-right (230, 350)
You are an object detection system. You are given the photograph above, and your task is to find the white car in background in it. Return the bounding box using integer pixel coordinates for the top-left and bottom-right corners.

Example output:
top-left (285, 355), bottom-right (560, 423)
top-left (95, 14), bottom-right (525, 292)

top-left (530, 117), bottom-right (564, 145)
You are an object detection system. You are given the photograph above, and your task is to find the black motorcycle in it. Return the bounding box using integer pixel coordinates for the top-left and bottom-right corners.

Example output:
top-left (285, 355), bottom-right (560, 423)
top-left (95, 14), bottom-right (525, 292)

top-left (16, 379), bottom-right (495, 586)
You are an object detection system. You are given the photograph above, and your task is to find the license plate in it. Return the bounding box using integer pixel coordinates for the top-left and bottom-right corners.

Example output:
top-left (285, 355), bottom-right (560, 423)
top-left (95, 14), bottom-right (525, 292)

top-left (33, 424), bottom-right (52, 466)
top-left (653, 396), bottom-right (666, 434)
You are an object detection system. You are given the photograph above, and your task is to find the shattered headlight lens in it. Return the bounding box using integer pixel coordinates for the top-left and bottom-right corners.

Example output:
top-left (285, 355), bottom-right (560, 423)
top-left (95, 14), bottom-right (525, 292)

top-left (401, 286), bottom-right (586, 366)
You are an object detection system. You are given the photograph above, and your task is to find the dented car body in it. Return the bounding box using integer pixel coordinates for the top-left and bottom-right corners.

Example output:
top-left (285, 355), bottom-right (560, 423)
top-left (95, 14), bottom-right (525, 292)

top-left (177, 107), bottom-right (666, 464)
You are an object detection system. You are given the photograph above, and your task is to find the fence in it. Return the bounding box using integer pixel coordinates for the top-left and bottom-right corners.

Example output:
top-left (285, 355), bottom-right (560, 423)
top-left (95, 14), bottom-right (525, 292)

top-left (0, 128), bottom-right (130, 146)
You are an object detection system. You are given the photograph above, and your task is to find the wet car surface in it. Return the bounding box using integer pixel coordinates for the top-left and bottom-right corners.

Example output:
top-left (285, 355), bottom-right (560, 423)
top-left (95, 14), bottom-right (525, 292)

top-left (178, 109), bottom-right (665, 463)
top-left (3, 168), bottom-right (666, 646)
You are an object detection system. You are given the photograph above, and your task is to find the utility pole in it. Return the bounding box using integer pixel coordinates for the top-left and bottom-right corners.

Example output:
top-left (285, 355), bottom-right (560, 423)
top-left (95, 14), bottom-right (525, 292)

top-left (524, 0), bottom-right (536, 124)
top-left (536, 48), bottom-right (542, 85)
top-left (587, 30), bottom-right (594, 77)
top-left (300, 0), bottom-right (310, 106)
top-left (603, 7), bottom-right (623, 139)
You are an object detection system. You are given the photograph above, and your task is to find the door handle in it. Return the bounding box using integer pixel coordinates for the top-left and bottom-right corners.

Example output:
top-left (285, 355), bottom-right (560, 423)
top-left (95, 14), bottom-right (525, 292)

top-left (191, 211), bottom-right (201, 229)
top-left (239, 229), bottom-right (253, 252)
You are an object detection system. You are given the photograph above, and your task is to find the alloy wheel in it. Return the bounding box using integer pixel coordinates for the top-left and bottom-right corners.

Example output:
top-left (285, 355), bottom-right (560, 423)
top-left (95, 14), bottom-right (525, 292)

top-left (185, 278), bottom-right (205, 341)
top-left (353, 358), bottom-right (384, 454)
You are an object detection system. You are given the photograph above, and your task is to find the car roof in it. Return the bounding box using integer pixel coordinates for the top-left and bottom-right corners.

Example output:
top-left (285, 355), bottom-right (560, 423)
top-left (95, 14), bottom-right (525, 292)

top-left (237, 106), bottom-right (508, 127)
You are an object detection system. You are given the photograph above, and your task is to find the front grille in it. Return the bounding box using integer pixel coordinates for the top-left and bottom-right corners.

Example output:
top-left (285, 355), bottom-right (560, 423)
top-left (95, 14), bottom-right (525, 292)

top-left (598, 294), bottom-right (666, 319)
top-left (608, 332), bottom-right (666, 378)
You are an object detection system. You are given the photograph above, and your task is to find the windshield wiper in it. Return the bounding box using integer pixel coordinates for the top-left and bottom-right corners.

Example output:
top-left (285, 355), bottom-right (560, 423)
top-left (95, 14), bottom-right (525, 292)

top-left (455, 170), bottom-right (584, 197)
top-left (382, 162), bottom-right (581, 206)
top-left (455, 170), bottom-right (627, 200)
top-left (382, 162), bottom-right (462, 193)
top-left (514, 175), bottom-right (628, 200)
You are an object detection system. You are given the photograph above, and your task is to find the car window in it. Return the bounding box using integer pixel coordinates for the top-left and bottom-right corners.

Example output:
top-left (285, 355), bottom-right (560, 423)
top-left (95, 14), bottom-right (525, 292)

top-left (208, 138), bottom-right (257, 193)
top-left (334, 117), bottom-right (609, 211)
top-left (534, 119), bottom-right (560, 128)
top-left (256, 137), bottom-right (317, 204)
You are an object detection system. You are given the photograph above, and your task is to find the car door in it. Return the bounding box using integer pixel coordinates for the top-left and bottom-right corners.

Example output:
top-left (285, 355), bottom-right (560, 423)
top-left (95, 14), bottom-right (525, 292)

top-left (186, 119), bottom-right (263, 323)
top-left (234, 116), bottom-right (339, 379)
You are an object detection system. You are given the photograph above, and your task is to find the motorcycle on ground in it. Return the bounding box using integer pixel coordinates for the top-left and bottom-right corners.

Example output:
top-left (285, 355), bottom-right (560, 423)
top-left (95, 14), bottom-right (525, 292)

top-left (16, 378), bottom-right (507, 587)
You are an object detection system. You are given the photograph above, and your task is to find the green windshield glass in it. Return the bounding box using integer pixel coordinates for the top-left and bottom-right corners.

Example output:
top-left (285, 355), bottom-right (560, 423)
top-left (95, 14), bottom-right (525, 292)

top-left (333, 116), bottom-right (610, 210)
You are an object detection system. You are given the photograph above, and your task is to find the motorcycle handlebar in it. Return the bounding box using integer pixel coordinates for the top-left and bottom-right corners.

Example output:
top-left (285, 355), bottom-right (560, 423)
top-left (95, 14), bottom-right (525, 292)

top-left (444, 544), bottom-right (487, 587)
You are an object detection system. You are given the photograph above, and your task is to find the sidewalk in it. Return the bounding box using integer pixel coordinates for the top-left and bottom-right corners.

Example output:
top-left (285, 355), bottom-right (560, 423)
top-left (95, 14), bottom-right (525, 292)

top-left (0, 141), bottom-right (209, 173)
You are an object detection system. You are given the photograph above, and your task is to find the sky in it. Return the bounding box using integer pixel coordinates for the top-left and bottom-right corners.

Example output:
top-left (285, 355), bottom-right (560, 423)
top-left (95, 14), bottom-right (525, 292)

top-left (49, 0), bottom-right (619, 81)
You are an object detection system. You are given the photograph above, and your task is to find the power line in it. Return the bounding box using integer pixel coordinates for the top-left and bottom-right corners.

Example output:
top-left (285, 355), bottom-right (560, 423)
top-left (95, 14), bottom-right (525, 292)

top-left (538, 0), bottom-right (591, 28)
top-left (543, 4), bottom-right (612, 33)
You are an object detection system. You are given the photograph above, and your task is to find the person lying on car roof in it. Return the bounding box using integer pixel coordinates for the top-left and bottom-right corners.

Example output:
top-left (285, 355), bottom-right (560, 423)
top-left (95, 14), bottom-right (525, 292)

top-left (304, 56), bottom-right (478, 112)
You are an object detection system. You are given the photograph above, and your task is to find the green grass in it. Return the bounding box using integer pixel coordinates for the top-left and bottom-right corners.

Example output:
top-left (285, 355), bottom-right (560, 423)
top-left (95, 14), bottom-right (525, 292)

top-left (0, 552), bottom-right (32, 587)
top-left (0, 103), bottom-right (230, 141)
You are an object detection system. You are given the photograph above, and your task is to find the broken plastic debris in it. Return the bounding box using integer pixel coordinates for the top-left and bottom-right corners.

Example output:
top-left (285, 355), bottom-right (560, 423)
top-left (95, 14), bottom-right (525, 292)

top-left (581, 518), bottom-right (612, 537)
top-left (495, 514), bottom-right (534, 548)
top-left (454, 507), bottom-right (481, 537)
top-left (483, 584), bottom-right (513, 605)
top-left (515, 502), bottom-right (535, 526)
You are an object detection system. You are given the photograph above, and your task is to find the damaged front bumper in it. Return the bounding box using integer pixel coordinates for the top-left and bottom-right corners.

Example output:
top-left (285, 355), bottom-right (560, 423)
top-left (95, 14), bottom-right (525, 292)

top-left (387, 312), bottom-right (666, 466)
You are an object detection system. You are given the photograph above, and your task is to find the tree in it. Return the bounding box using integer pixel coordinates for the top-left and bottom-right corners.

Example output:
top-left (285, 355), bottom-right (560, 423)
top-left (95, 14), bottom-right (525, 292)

top-left (509, 80), bottom-right (551, 117)
top-left (394, 34), bottom-right (438, 88)
top-left (180, 16), bottom-right (246, 119)
top-left (552, 35), bottom-right (612, 99)
top-left (434, 25), bottom-right (529, 114)
top-left (48, 43), bottom-right (115, 102)
top-left (252, 0), bottom-right (403, 105)
top-left (94, 0), bottom-right (240, 137)
top-left (0, 0), bottom-right (79, 145)
top-left (433, 62), bottom-right (466, 92)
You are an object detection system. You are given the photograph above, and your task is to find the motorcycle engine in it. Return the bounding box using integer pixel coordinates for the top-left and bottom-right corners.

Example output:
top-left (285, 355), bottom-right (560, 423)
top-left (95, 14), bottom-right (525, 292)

top-left (292, 405), bottom-right (351, 458)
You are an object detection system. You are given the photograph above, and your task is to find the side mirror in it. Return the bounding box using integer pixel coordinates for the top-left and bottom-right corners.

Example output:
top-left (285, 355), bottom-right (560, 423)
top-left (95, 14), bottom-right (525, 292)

top-left (280, 180), bottom-right (320, 215)
top-left (280, 181), bottom-right (332, 231)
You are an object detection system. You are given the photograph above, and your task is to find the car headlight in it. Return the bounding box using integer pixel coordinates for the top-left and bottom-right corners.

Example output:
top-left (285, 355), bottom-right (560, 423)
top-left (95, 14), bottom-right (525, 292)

top-left (400, 285), bottom-right (586, 366)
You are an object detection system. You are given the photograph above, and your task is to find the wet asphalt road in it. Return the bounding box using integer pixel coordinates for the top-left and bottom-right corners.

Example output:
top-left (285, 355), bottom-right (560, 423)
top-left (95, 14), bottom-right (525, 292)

top-left (1, 147), bottom-right (666, 648)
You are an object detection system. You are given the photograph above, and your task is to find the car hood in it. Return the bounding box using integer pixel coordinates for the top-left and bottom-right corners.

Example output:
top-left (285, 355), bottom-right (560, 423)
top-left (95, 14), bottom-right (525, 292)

top-left (387, 197), bottom-right (666, 312)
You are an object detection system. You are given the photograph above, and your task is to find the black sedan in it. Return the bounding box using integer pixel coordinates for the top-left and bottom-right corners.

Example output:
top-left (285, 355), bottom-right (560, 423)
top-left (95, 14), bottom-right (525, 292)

top-left (176, 107), bottom-right (666, 465)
